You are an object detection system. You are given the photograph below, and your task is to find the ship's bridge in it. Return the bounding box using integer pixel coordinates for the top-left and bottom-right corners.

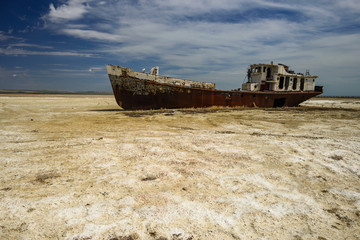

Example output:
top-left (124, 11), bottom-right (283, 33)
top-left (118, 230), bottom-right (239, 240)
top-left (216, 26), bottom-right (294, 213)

top-left (242, 63), bottom-right (318, 92)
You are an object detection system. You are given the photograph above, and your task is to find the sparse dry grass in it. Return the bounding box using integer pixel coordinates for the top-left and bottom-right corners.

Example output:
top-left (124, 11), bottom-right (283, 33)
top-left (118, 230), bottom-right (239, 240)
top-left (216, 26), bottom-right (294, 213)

top-left (0, 95), bottom-right (360, 239)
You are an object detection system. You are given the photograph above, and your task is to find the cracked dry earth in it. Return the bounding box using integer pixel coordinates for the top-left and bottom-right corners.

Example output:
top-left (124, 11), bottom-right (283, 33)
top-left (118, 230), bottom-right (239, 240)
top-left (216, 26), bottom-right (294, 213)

top-left (0, 95), bottom-right (360, 240)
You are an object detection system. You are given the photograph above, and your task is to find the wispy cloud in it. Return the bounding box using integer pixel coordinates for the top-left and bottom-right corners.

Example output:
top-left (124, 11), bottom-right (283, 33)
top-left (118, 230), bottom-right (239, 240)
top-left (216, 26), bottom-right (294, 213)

top-left (9, 43), bottom-right (54, 49)
top-left (42, 0), bottom-right (359, 60)
top-left (88, 66), bottom-right (105, 72)
top-left (0, 31), bottom-right (18, 41)
top-left (60, 29), bottom-right (126, 42)
top-left (0, 48), bottom-right (93, 57)
top-left (42, 1), bottom-right (360, 93)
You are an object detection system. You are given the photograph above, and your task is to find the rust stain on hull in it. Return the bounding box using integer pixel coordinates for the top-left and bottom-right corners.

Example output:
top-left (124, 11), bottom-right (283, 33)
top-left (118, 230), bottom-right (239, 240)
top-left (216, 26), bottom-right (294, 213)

top-left (109, 74), bottom-right (323, 110)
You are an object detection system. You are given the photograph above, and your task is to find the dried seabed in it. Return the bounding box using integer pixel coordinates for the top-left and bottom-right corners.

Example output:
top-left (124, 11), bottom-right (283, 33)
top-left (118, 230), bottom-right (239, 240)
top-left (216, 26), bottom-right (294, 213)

top-left (0, 95), bottom-right (359, 239)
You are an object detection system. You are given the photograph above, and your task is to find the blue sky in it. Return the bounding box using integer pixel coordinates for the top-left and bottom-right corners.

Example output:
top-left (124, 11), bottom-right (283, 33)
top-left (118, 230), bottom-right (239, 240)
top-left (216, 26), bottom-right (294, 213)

top-left (0, 0), bottom-right (359, 96)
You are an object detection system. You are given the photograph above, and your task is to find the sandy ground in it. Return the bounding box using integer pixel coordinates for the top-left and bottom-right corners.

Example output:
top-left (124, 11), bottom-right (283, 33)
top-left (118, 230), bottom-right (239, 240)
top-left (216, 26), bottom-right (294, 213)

top-left (0, 95), bottom-right (359, 240)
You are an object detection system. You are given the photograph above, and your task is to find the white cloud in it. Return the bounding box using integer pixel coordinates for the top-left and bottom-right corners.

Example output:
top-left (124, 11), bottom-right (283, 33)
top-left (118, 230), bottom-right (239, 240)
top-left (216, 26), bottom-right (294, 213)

top-left (0, 48), bottom-right (93, 57)
top-left (60, 29), bottom-right (126, 42)
top-left (338, 0), bottom-right (360, 12)
top-left (47, 0), bottom-right (88, 22)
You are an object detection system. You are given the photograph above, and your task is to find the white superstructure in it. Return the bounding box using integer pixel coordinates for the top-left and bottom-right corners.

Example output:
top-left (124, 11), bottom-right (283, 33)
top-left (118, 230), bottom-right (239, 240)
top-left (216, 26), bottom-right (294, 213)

top-left (242, 63), bottom-right (318, 92)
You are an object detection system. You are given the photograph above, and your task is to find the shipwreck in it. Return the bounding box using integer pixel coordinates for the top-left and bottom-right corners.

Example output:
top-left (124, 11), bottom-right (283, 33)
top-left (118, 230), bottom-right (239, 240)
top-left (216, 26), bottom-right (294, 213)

top-left (106, 63), bottom-right (323, 110)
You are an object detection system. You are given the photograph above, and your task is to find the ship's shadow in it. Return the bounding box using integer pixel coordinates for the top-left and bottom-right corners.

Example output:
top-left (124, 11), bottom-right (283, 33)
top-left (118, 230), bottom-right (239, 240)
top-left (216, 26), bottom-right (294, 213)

top-left (91, 106), bottom-right (358, 118)
top-left (91, 107), bottom-right (245, 117)
top-left (92, 109), bottom-right (123, 112)
top-left (91, 108), bottom-right (176, 117)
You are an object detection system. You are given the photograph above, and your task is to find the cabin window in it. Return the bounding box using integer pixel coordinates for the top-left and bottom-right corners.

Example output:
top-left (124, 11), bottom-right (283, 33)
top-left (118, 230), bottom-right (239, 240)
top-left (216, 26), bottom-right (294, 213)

top-left (279, 77), bottom-right (284, 89)
top-left (267, 68), bottom-right (271, 78)
top-left (293, 78), bottom-right (297, 90)
top-left (285, 77), bottom-right (290, 90)
top-left (300, 78), bottom-right (305, 90)
top-left (263, 67), bottom-right (266, 72)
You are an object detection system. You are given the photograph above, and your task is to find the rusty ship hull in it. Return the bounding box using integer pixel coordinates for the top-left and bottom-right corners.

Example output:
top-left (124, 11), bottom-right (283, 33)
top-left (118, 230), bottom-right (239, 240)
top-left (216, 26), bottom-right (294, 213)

top-left (106, 65), bottom-right (323, 110)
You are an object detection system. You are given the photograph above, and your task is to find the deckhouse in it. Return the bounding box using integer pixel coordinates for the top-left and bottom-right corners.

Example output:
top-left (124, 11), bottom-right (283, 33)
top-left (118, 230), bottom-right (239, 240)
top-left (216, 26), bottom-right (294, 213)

top-left (242, 63), bottom-right (318, 92)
